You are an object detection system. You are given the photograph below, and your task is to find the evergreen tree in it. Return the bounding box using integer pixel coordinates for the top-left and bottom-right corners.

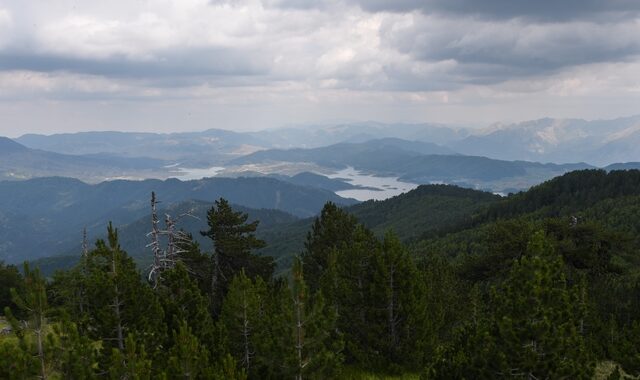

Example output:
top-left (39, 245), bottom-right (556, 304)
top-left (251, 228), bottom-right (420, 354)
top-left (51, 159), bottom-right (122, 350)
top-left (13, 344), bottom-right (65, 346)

top-left (328, 225), bottom-right (379, 365)
top-left (82, 223), bottom-right (165, 370)
top-left (109, 335), bottom-right (152, 380)
top-left (201, 198), bottom-right (274, 315)
top-left (46, 317), bottom-right (99, 379)
top-left (288, 257), bottom-right (343, 379)
top-left (429, 231), bottom-right (595, 379)
top-left (175, 236), bottom-right (211, 296)
top-left (4, 263), bottom-right (50, 379)
top-left (165, 321), bottom-right (214, 380)
top-left (219, 270), bottom-right (267, 378)
top-left (0, 340), bottom-right (38, 380)
top-left (370, 231), bottom-right (428, 370)
top-left (302, 202), bottom-right (358, 292)
top-left (49, 259), bottom-right (90, 331)
top-left (0, 261), bottom-right (23, 313)
top-left (157, 262), bottom-right (216, 352)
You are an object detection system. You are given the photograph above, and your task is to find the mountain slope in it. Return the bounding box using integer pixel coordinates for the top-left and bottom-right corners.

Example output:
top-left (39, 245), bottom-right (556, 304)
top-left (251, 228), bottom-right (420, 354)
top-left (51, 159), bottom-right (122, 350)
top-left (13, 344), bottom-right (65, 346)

top-left (17, 129), bottom-right (271, 166)
top-left (255, 184), bottom-right (503, 269)
top-left (0, 176), bottom-right (356, 263)
top-left (231, 140), bottom-right (593, 192)
top-left (450, 116), bottom-right (640, 165)
top-left (0, 137), bottom-right (168, 182)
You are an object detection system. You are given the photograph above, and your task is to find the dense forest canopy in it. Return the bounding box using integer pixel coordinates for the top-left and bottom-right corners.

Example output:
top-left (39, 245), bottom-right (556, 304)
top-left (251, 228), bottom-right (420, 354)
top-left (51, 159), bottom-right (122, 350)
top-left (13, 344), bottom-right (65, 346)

top-left (1, 169), bottom-right (640, 379)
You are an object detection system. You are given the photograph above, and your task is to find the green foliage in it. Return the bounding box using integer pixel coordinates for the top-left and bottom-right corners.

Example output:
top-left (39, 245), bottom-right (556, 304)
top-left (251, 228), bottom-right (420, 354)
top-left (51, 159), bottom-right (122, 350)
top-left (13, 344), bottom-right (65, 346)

top-left (109, 335), bottom-right (152, 380)
top-left (219, 270), bottom-right (267, 378)
top-left (75, 223), bottom-right (165, 369)
top-left (350, 185), bottom-right (499, 241)
top-left (4, 262), bottom-right (49, 379)
top-left (157, 262), bottom-right (216, 352)
top-left (286, 257), bottom-right (344, 379)
top-left (46, 317), bottom-right (99, 379)
top-left (0, 261), bottom-right (22, 314)
top-left (165, 321), bottom-right (215, 379)
top-left (302, 201), bottom-right (359, 292)
top-left (321, 226), bottom-right (429, 372)
top-left (0, 339), bottom-right (39, 379)
top-left (5, 169), bottom-right (640, 378)
top-left (429, 232), bottom-right (595, 379)
top-left (201, 198), bottom-right (275, 315)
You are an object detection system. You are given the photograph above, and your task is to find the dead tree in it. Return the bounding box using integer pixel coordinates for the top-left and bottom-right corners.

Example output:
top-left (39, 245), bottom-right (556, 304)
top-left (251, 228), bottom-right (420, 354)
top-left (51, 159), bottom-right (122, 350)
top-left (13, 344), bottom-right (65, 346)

top-left (147, 192), bottom-right (198, 288)
top-left (147, 192), bottom-right (163, 287)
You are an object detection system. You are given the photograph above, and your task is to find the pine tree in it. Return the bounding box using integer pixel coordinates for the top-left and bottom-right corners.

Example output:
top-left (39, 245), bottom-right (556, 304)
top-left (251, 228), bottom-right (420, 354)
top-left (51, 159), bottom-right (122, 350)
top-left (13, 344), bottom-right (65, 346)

top-left (488, 232), bottom-right (594, 379)
top-left (82, 223), bottom-right (165, 370)
top-left (46, 317), bottom-right (99, 379)
top-left (157, 262), bottom-right (216, 352)
top-left (109, 335), bottom-right (152, 380)
top-left (4, 263), bottom-right (50, 379)
top-left (0, 340), bottom-right (39, 379)
top-left (201, 198), bottom-right (274, 315)
top-left (429, 231), bottom-right (595, 379)
top-left (326, 225), bottom-right (380, 365)
top-left (165, 321), bottom-right (214, 380)
top-left (288, 257), bottom-right (343, 379)
top-left (0, 261), bottom-right (23, 313)
top-left (219, 270), bottom-right (267, 378)
top-left (370, 231), bottom-right (428, 370)
top-left (302, 202), bottom-right (358, 292)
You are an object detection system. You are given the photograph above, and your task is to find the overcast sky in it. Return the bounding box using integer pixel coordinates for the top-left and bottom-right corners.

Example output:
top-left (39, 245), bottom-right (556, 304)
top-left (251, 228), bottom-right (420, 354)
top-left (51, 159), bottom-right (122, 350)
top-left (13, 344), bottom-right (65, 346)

top-left (0, 0), bottom-right (639, 137)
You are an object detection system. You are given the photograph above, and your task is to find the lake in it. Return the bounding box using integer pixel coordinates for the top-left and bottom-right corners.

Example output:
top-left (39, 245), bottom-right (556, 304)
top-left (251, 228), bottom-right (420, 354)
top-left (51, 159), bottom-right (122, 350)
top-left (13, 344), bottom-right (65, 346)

top-left (326, 167), bottom-right (418, 201)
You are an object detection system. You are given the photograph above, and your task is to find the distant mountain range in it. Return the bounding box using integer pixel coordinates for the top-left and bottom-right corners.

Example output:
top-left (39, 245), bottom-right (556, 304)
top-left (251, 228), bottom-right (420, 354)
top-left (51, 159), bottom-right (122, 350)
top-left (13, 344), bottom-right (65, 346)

top-left (451, 115), bottom-right (640, 166)
top-left (16, 129), bottom-right (270, 166)
top-left (0, 137), bottom-right (167, 183)
top-left (31, 183), bottom-right (504, 275)
top-left (0, 176), bottom-right (356, 263)
top-left (230, 140), bottom-right (594, 193)
top-left (13, 116), bottom-right (640, 169)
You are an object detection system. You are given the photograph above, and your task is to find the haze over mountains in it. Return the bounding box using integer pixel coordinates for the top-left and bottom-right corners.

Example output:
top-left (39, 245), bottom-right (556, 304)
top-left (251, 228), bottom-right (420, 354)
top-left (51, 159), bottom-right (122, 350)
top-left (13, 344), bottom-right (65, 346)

top-left (12, 115), bottom-right (640, 167)
top-left (2, 115), bottom-right (639, 264)
top-left (0, 176), bottom-right (355, 263)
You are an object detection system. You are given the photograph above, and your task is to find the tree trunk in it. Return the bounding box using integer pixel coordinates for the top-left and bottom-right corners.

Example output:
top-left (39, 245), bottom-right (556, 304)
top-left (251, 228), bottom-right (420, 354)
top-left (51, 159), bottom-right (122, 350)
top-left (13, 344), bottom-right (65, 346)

top-left (36, 326), bottom-right (47, 380)
top-left (388, 263), bottom-right (397, 348)
top-left (295, 293), bottom-right (304, 380)
top-left (210, 251), bottom-right (219, 313)
top-left (242, 288), bottom-right (251, 372)
top-left (112, 245), bottom-right (125, 351)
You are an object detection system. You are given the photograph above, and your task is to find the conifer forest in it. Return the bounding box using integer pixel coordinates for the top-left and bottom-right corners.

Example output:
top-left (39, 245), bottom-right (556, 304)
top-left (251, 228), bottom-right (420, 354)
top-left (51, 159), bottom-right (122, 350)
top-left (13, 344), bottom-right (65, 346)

top-left (1, 169), bottom-right (640, 379)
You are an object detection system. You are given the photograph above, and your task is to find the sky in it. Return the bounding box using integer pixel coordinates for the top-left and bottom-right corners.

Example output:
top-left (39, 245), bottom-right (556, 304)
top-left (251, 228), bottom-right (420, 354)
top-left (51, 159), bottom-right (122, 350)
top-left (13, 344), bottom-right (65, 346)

top-left (0, 0), bottom-right (639, 137)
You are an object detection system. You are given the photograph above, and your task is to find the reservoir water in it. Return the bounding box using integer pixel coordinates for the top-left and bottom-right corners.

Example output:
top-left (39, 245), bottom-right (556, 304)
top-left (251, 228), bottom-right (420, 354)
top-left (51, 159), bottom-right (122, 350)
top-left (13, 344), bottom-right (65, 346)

top-left (326, 167), bottom-right (418, 201)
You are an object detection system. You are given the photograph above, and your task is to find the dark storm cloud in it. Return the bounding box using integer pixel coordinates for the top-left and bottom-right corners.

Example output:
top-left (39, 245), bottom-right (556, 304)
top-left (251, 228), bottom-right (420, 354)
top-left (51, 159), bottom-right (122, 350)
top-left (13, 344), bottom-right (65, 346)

top-left (0, 0), bottom-right (639, 106)
top-left (376, 11), bottom-right (640, 86)
top-left (0, 47), bottom-right (268, 81)
top-left (354, 0), bottom-right (640, 22)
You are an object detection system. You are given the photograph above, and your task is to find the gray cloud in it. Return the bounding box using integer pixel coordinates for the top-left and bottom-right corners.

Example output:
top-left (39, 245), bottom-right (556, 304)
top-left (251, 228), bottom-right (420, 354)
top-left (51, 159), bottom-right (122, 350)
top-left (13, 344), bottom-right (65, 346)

top-left (0, 0), bottom-right (639, 135)
top-left (354, 0), bottom-right (640, 22)
top-left (378, 15), bottom-right (640, 85)
top-left (0, 47), bottom-right (268, 80)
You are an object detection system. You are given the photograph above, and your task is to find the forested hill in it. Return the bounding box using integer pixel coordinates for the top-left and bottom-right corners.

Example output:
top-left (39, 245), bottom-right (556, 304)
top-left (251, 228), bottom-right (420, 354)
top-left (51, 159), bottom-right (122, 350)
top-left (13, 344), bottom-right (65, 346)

top-left (348, 184), bottom-right (500, 241)
top-left (414, 170), bottom-right (640, 287)
top-left (0, 176), bottom-right (355, 263)
top-left (483, 169), bottom-right (640, 220)
top-left (5, 170), bottom-right (640, 380)
top-left (254, 183), bottom-right (502, 269)
top-left (259, 169), bottom-right (640, 271)
top-left (4, 169), bottom-right (640, 378)
top-left (31, 200), bottom-right (301, 276)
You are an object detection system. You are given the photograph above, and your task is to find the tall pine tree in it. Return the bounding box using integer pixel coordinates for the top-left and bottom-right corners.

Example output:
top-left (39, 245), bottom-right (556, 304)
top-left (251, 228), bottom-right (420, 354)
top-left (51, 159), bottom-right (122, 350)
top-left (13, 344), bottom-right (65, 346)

top-left (201, 198), bottom-right (274, 315)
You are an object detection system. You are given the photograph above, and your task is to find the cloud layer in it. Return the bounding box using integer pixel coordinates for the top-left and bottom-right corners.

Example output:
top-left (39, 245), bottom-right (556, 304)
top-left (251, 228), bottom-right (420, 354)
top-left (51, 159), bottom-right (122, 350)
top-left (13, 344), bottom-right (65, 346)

top-left (0, 0), bottom-right (639, 135)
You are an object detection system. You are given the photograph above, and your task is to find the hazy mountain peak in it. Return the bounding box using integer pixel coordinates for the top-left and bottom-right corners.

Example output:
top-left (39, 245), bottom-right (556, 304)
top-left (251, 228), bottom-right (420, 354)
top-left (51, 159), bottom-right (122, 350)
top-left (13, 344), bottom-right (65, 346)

top-left (0, 137), bottom-right (29, 153)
